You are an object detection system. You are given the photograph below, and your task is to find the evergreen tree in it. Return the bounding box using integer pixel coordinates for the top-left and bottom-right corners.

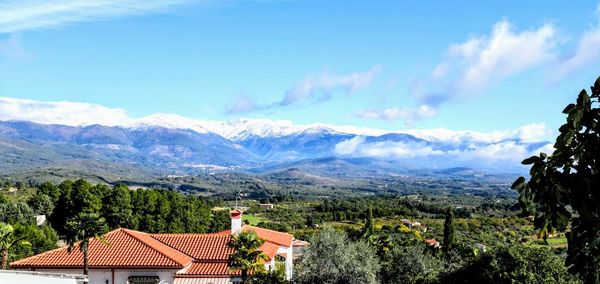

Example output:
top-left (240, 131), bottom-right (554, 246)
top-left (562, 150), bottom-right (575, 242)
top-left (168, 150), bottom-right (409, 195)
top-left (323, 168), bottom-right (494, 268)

top-left (443, 206), bottom-right (455, 256)
top-left (101, 184), bottom-right (135, 229)
top-left (364, 205), bottom-right (375, 235)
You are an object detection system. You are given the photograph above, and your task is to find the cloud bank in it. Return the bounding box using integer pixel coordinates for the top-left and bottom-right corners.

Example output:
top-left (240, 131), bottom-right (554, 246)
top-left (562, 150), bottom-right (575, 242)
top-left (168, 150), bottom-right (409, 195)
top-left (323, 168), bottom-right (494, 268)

top-left (0, 0), bottom-right (194, 33)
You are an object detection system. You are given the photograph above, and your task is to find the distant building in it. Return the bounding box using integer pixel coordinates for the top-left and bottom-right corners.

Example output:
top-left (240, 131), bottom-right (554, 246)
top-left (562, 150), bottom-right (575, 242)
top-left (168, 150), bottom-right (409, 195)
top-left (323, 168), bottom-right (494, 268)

top-left (425, 239), bottom-right (441, 249)
top-left (259, 204), bottom-right (274, 210)
top-left (35, 215), bottom-right (47, 226)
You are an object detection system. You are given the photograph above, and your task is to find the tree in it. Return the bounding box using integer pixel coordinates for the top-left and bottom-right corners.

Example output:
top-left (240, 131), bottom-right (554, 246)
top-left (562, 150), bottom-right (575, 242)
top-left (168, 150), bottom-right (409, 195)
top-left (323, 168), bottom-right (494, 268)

top-left (101, 184), bottom-right (135, 229)
top-left (28, 193), bottom-right (55, 216)
top-left (380, 244), bottom-right (443, 284)
top-left (51, 179), bottom-right (102, 237)
top-left (37, 182), bottom-right (60, 203)
top-left (227, 230), bottom-right (269, 281)
top-left (363, 205), bottom-right (375, 236)
top-left (513, 76), bottom-right (600, 282)
top-left (0, 223), bottom-right (30, 269)
top-left (443, 206), bottom-right (455, 256)
top-left (0, 202), bottom-right (35, 225)
top-left (210, 210), bottom-right (232, 232)
top-left (441, 245), bottom-right (581, 284)
top-left (295, 226), bottom-right (380, 284)
top-left (65, 212), bottom-right (108, 275)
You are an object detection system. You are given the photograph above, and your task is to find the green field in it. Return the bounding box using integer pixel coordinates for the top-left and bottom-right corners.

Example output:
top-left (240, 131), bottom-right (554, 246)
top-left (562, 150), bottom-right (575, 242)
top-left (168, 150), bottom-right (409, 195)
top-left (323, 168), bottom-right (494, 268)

top-left (243, 214), bottom-right (270, 225)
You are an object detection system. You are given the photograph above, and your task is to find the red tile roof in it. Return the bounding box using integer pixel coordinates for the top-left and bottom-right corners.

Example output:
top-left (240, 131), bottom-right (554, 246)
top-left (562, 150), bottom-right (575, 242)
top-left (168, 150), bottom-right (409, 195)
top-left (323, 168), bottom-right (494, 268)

top-left (216, 225), bottom-right (293, 247)
top-left (151, 234), bottom-right (232, 261)
top-left (244, 226), bottom-right (293, 247)
top-left (177, 262), bottom-right (241, 278)
top-left (11, 228), bottom-right (192, 269)
top-left (11, 225), bottom-right (291, 273)
top-left (259, 241), bottom-right (280, 260)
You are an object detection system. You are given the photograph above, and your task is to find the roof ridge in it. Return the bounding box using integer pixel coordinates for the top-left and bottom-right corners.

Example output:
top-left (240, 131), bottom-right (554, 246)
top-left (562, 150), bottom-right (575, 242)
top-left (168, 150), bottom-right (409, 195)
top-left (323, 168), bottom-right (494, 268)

top-left (244, 225), bottom-right (293, 236)
top-left (151, 233), bottom-right (229, 237)
top-left (121, 229), bottom-right (191, 266)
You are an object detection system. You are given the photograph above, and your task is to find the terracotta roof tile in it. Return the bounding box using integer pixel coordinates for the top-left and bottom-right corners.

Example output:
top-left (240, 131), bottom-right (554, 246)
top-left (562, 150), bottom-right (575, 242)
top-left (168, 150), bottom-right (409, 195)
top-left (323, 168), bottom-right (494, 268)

top-left (10, 228), bottom-right (193, 269)
top-left (177, 262), bottom-right (240, 277)
top-left (151, 234), bottom-right (233, 261)
top-left (243, 226), bottom-right (293, 247)
top-left (259, 241), bottom-right (280, 260)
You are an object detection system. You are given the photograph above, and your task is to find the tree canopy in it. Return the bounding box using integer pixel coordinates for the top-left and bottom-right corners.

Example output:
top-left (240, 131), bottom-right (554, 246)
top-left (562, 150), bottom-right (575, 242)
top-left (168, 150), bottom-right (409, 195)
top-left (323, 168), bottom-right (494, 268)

top-left (513, 76), bottom-right (600, 282)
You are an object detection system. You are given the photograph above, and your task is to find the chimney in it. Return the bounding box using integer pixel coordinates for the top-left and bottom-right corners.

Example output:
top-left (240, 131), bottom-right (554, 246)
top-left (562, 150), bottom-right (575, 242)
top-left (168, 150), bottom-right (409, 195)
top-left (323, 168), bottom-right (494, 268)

top-left (230, 209), bottom-right (242, 235)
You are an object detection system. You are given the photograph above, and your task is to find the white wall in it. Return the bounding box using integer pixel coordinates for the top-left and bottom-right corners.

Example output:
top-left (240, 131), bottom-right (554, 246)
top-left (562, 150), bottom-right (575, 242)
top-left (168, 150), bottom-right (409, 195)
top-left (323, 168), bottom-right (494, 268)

top-left (0, 270), bottom-right (86, 284)
top-left (28, 268), bottom-right (179, 284)
top-left (275, 245), bottom-right (293, 280)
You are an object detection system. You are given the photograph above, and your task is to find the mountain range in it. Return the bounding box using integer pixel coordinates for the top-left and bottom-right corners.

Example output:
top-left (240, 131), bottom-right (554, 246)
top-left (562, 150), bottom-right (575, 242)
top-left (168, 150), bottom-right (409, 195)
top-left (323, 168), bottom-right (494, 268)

top-left (0, 119), bottom-right (552, 180)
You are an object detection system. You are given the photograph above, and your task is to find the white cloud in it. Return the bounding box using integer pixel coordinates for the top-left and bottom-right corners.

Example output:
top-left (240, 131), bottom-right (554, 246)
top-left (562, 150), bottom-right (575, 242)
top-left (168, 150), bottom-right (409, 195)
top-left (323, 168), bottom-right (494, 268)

top-left (552, 5), bottom-right (600, 79)
top-left (0, 0), bottom-right (194, 33)
top-left (0, 97), bottom-right (132, 126)
top-left (0, 34), bottom-right (25, 58)
top-left (404, 123), bottom-right (553, 144)
top-left (354, 104), bottom-right (438, 126)
top-left (334, 135), bottom-right (552, 164)
top-left (335, 136), bottom-right (443, 158)
top-left (280, 65), bottom-right (381, 106)
top-left (417, 20), bottom-right (558, 104)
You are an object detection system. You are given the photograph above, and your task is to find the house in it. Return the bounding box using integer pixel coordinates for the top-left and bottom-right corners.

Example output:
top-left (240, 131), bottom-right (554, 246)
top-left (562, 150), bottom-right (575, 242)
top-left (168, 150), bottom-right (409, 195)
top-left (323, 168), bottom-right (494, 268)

top-left (35, 215), bottom-right (47, 226)
top-left (259, 204), bottom-right (274, 210)
top-left (424, 239), bottom-right (441, 249)
top-left (11, 209), bottom-right (294, 284)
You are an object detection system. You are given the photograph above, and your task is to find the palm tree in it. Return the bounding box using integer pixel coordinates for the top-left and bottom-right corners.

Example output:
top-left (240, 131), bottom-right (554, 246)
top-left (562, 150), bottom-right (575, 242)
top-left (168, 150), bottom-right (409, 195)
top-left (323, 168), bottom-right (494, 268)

top-left (227, 230), bottom-right (269, 281)
top-left (0, 223), bottom-right (30, 270)
top-left (65, 213), bottom-right (108, 275)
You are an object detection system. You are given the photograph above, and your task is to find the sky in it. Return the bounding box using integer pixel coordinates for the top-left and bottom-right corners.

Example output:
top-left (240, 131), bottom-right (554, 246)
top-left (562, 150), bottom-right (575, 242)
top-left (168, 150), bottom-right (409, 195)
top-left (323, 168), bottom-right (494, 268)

top-left (1, 0), bottom-right (600, 139)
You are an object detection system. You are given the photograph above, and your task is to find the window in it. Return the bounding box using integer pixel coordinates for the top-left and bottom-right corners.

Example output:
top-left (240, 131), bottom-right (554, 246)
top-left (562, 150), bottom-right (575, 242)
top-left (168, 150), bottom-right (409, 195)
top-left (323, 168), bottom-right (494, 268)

top-left (127, 276), bottom-right (160, 284)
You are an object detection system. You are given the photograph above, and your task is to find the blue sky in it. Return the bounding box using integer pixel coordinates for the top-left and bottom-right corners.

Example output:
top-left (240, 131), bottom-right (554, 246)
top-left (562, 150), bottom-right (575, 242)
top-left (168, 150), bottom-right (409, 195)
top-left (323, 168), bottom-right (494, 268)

top-left (1, 0), bottom-right (600, 136)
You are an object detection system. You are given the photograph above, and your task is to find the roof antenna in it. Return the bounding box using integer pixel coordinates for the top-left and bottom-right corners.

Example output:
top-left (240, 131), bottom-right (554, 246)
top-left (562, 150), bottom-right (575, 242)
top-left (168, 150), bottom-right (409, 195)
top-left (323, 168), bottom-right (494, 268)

top-left (235, 189), bottom-right (242, 210)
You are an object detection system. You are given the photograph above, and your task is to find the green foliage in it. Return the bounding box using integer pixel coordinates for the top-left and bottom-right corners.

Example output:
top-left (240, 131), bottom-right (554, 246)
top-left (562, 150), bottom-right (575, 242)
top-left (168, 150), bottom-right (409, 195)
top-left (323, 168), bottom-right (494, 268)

top-left (363, 205), bottom-right (375, 236)
top-left (28, 193), bottom-right (54, 216)
top-left (102, 184), bottom-right (135, 229)
top-left (0, 202), bottom-right (34, 225)
top-left (443, 206), bottom-right (455, 256)
top-left (295, 226), bottom-right (380, 284)
top-left (0, 223), bottom-right (31, 269)
top-left (65, 212), bottom-right (108, 275)
top-left (10, 224), bottom-right (58, 264)
top-left (227, 231), bottom-right (269, 281)
top-left (441, 245), bottom-right (581, 284)
top-left (247, 263), bottom-right (289, 284)
top-left (514, 76), bottom-right (600, 282)
top-left (209, 210), bottom-right (231, 232)
top-left (380, 244), bottom-right (443, 284)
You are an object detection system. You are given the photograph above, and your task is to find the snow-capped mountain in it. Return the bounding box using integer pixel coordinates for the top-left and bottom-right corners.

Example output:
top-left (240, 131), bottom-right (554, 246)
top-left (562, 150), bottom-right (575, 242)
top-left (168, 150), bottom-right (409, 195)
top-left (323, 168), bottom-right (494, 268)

top-left (0, 118), bottom-right (553, 177)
